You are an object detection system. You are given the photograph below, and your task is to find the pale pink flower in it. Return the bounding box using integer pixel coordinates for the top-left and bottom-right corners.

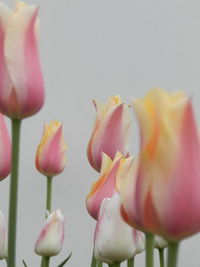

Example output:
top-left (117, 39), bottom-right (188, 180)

top-left (34, 210), bottom-right (65, 257)
top-left (0, 1), bottom-right (45, 119)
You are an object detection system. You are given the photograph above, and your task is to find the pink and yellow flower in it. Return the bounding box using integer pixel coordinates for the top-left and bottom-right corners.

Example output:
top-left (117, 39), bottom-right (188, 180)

top-left (86, 152), bottom-right (122, 220)
top-left (36, 121), bottom-right (67, 177)
top-left (0, 114), bottom-right (11, 180)
top-left (0, 1), bottom-right (45, 119)
top-left (119, 89), bottom-right (200, 241)
top-left (87, 96), bottom-right (131, 172)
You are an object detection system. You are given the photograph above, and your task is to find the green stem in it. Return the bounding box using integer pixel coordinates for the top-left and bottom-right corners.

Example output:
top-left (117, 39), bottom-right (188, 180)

top-left (145, 233), bottom-right (154, 267)
top-left (7, 119), bottom-right (21, 267)
top-left (167, 242), bottom-right (179, 267)
top-left (91, 251), bottom-right (97, 267)
top-left (44, 256), bottom-right (50, 267)
top-left (108, 263), bottom-right (120, 267)
top-left (46, 176), bottom-right (53, 213)
top-left (127, 258), bottom-right (134, 267)
top-left (41, 177), bottom-right (53, 267)
top-left (97, 261), bottom-right (103, 267)
top-left (158, 249), bottom-right (164, 267)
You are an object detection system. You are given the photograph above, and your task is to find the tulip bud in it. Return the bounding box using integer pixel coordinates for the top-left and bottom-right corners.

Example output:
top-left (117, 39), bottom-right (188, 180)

top-left (119, 89), bottom-right (200, 241)
top-left (0, 211), bottom-right (7, 260)
top-left (154, 236), bottom-right (168, 250)
top-left (86, 152), bottom-right (122, 220)
top-left (0, 1), bottom-right (45, 119)
top-left (35, 121), bottom-right (67, 177)
top-left (87, 96), bottom-right (131, 172)
top-left (0, 114), bottom-right (11, 180)
top-left (94, 193), bottom-right (145, 264)
top-left (34, 210), bottom-right (65, 257)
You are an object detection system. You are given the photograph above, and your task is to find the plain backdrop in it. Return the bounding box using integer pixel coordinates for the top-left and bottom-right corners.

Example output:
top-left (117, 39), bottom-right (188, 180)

top-left (0, 0), bottom-right (200, 266)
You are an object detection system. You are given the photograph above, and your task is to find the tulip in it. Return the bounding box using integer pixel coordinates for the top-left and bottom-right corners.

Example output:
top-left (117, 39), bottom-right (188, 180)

top-left (35, 121), bottom-right (67, 177)
top-left (119, 89), bottom-right (200, 241)
top-left (0, 1), bottom-right (45, 119)
top-left (0, 211), bottom-right (7, 260)
top-left (0, 114), bottom-right (11, 180)
top-left (34, 210), bottom-right (65, 257)
top-left (94, 193), bottom-right (145, 264)
top-left (87, 96), bottom-right (131, 172)
top-left (86, 152), bottom-right (122, 220)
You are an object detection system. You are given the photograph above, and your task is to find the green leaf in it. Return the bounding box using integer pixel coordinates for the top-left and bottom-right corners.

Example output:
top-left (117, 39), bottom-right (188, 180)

top-left (22, 260), bottom-right (28, 267)
top-left (57, 252), bottom-right (72, 267)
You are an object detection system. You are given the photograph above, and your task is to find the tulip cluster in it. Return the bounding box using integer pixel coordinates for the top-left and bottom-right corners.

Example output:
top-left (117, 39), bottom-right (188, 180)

top-left (0, 2), bottom-right (69, 267)
top-left (86, 89), bottom-right (200, 267)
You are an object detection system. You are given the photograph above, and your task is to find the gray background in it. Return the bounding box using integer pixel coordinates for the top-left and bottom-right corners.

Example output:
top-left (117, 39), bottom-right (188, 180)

top-left (0, 0), bottom-right (200, 266)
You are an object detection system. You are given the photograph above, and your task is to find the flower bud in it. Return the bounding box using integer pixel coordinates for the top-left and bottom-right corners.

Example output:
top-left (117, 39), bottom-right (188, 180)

top-left (86, 152), bottom-right (122, 220)
top-left (87, 96), bottom-right (131, 172)
top-left (94, 193), bottom-right (145, 264)
top-left (0, 1), bottom-right (45, 119)
top-left (34, 210), bottom-right (65, 257)
top-left (36, 121), bottom-right (67, 177)
top-left (119, 89), bottom-right (200, 241)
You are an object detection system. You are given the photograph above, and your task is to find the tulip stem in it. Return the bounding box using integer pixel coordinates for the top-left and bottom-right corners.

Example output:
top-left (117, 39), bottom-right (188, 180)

top-left (91, 251), bottom-right (97, 267)
top-left (7, 119), bottom-right (21, 267)
top-left (145, 233), bottom-right (154, 267)
top-left (46, 176), bottom-right (53, 213)
top-left (40, 176), bottom-right (53, 267)
top-left (127, 257), bottom-right (134, 267)
top-left (167, 242), bottom-right (179, 267)
top-left (44, 256), bottom-right (50, 267)
top-left (158, 249), bottom-right (164, 267)
top-left (108, 263), bottom-right (120, 267)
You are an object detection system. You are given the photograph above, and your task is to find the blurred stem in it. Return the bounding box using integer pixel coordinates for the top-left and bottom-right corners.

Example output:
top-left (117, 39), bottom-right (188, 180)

top-left (108, 263), bottom-right (120, 267)
top-left (46, 176), bottom-right (53, 213)
top-left (98, 261), bottom-right (103, 267)
top-left (145, 233), bottom-right (154, 267)
top-left (44, 257), bottom-right (50, 267)
top-left (41, 176), bottom-right (53, 267)
top-left (7, 119), bottom-right (21, 267)
top-left (127, 257), bottom-right (134, 267)
top-left (91, 251), bottom-right (97, 267)
top-left (167, 242), bottom-right (179, 267)
top-left (158, 249), bottom-right (164, 267)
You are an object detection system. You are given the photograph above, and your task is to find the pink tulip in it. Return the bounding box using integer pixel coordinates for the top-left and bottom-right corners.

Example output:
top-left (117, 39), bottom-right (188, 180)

top-left (119, 89), bottom-right (200, 241)
top-left (36, 121), bottom-right (67, 177)
top-left (87, 96), bottom-right (131, 172)
top-left (34, 210), bottom-right (65, 257)
top-left (0, 113), bottom-right (11, 180)
top-left (94, 193), bottom-right (145, 264)
top-left (86, 152), bottom-right (122, 220)
top-left (0, 1), bottom-right (45, 119)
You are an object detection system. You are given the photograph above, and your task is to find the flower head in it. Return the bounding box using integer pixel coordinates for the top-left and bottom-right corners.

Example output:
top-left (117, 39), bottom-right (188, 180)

top-left (36, 121), bottom-right (67, 177)
top-left (87, 96), bottom-right (131, 172)
top-left (0, 1), bottom-right (45, 119)
top-left (119, 89), bottom-right (200, 241)
top-left (34, 210), bottom-right (65, 257)
top-left (86, 152), bottom-right (122, 220)
top-left (94, 193), bottom-right (145, 264)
